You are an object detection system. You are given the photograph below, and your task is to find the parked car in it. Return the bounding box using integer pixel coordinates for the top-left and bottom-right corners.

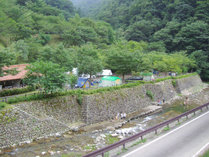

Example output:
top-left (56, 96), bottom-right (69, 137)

top-left (125, 76), bottom-right (143, 81)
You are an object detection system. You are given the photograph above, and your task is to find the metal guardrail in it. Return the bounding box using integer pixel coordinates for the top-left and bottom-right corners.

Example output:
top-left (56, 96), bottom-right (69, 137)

top-left (83, 102), bottom-right (209, 157)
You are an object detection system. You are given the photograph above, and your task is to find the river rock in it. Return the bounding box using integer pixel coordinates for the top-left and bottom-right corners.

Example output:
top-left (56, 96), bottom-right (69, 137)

top-left (92, 130), bottom-right (99, 133)
top-left (106, 126), bottom-right (115, 131)
top-left (111, 133), bottom-right (118, 137)
top-left (100, 134), bottom-right (106, 138)
top-left (41, 152), bottom-right (46, 155)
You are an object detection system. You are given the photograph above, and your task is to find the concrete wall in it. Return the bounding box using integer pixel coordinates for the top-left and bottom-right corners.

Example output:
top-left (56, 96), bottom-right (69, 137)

top-left (175, 75), bottom-right (203, 94)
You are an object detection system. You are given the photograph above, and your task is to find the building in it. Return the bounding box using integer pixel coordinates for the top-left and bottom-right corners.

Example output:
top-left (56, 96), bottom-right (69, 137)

top-left (0, 64), bottom-right (29, 89)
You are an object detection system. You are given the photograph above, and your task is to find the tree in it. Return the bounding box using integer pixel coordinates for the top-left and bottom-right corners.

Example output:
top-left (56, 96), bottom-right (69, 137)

top-left (0, 49), bottom-right (14, 76)
top-left (69, 74), bottom-right (78, 88)
top-left (174, 21), bottom-right (209, 53)
top-left (78, 56), bottom-right (103, 78)
top-left (76, 44), bottom-right (103, 78)
top-left (39, 44), bottom-right (74, 71)
top-left (106, 50), bottom-right (138, 80)
top-left (24, 61), bottom-right (68, 93)
top-left (190, 50), bottom-right (209, 81)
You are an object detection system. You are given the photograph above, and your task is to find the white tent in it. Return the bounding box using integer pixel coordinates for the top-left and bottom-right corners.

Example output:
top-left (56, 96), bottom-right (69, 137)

top-left (97, 69), bottom-right (112, 76)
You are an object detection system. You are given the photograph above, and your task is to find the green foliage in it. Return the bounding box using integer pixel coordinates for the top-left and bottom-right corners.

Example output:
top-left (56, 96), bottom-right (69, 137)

top-left (105, 134), bottom-right (119, 145)
top-left (84, 144), bottom-right (97, 151)
top-left (76, 44), bottom-right (103, 78)
top-left (201, 149), bottom-right (209, 157)
top-left (84, 0), bottom-right (209, 81)
top-left (0, 86), bottom-right (35, 97)
top-left (163, 126), bottom-right (170, 131)
top-left (24, 61), bottom-right (68, 93)
top-left (131, 138), bottom-right (147, 147)
top-left (0, 102), bottom-right (7, 110)
top-left (172, 80), bottom-right (177, 88)
top-left (146, 90), bottom-right (154, 100)
top-left (69, 74), bottom-right (78, 89)
top-left (61, 153), bottom-right (83, 157)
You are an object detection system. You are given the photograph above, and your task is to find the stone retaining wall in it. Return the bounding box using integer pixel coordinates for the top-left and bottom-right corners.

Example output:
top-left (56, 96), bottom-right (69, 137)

top-left (82, 80), bottom-right (178, 124)
top-left (0, 74), bottom-right (206, 148)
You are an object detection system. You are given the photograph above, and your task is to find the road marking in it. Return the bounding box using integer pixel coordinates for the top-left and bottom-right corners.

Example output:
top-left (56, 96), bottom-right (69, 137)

top-left (123, 110), bottom-right (209, 157)
top-left (192, 142), bottom-right (209, 157)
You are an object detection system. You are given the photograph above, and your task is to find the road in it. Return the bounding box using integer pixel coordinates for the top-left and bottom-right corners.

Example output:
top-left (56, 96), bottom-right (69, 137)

top-left (122, 110), bottom-right (209, 157)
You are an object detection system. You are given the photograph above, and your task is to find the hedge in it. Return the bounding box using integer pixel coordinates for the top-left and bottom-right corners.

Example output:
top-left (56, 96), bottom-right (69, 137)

top-left (0, 86), bottom-right (35, 97)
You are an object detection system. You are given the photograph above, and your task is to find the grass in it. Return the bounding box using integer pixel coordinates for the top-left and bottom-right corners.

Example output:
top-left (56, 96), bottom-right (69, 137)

top-left (0, 102), bottom-right (12, 111)
top-left (163, 126), bottom-right (170, 131)
top-left (83, 144), bottom-right (97, 151)
top-left (131, 138), bottom-right (147, 147)
top-left (116, 148), bottom-right (128, 156)
top-left (61, 152), bottom-right (83, 157)
top-left (105, 135), bottom-right (120, 145)
top-left (201, 149), bottom-right (209, 157)
top-left (104, 152), bottom-right (110, 157)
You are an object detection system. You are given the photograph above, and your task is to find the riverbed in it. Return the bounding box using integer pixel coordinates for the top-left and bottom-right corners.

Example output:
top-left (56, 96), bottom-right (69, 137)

top-left (0, 103), bottom-right (195, 157)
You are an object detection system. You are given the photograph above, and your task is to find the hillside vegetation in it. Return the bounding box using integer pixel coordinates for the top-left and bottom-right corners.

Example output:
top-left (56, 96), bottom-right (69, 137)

top-left (0, 0), bottom-right (208, 82)
top-left (74, 0), bottom-right (209, 81)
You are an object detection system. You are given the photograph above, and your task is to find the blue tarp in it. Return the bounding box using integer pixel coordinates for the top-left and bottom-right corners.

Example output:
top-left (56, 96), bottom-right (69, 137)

top-left (76, 77), bottom-right (93, 88)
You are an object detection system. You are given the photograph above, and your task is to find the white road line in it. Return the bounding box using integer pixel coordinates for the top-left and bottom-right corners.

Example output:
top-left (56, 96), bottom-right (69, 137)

top-left (123, 110), bottom-right (209, 157)
top-left (192, 142), bottom-right (209, 157)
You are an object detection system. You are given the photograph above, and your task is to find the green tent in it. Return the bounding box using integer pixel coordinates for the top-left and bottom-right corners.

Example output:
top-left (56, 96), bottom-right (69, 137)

top-left (99, 76), bottom-right (122, 87)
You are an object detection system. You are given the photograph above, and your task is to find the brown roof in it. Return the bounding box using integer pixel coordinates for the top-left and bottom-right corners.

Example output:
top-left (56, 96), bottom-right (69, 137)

top-left (0, 64), bottom-right (29, 82)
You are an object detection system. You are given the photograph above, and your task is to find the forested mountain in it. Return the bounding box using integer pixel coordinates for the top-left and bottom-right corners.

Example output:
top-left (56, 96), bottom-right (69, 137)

top-left (0, 0), bottom-right (208, 82)
top-left (77, 0), bottom-right (209, 80)
top-left (71, 0), bottom-right (103, 16)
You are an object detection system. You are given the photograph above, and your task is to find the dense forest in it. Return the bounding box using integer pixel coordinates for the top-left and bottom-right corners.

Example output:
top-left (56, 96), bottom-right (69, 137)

top-left (75, 0), bottom-right (209, 81)
top-left (0, 0), bottom-right (208, 83)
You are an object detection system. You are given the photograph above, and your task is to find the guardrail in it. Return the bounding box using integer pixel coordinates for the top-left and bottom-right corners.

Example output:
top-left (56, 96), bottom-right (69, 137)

top-left (83, 102), bottom-right (209, 157)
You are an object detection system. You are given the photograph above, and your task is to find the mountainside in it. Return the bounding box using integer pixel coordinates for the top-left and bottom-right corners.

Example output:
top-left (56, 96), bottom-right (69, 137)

top-left (0, 0), bottom-right (208, 81)
top-left (74, 0), bottom-right (209, 80)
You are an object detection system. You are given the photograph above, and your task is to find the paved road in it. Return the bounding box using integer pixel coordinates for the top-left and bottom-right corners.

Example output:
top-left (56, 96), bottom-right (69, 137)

top-left (123, 111), bottom-right (209, 157)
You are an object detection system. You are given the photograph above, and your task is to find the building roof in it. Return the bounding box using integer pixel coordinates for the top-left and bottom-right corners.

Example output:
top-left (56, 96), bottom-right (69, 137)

top-left (0, 64), bottom-right (29, 82)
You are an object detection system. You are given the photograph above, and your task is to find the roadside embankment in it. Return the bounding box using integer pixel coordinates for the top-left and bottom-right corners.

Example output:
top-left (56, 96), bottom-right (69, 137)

top-left (0, 74), bottom-right (208, 148)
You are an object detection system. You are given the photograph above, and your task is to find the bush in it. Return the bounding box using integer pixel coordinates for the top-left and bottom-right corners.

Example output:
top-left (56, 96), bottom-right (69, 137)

top-left (172, 80), bottom-right (177, 87)
top-left (0, 86), bottom-right (35, 97)
top-left (0, 102), bottom-right (7, 110)
top-left (146, 90), bottom-right (154, 100)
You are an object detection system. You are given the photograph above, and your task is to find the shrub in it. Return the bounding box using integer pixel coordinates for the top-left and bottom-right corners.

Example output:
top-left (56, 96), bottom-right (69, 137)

top-left (172, 80), bottom-right (177, 87)
top-left (0, 86), bottom-right (35, 97)
top-left (0, 102), bottom-right (7, 110)
top-left (146, 90), bottom-right (154, 100)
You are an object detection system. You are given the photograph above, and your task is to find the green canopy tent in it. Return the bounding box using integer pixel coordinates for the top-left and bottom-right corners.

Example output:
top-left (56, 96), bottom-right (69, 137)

top-left (99, 76), bottom-right (122, 87)
top-left (141, 72), bottom-right (154, 81)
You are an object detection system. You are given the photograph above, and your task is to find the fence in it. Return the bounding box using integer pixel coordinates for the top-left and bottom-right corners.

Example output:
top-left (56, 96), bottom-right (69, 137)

top-left (83, 102), bottom-right (209, 157)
